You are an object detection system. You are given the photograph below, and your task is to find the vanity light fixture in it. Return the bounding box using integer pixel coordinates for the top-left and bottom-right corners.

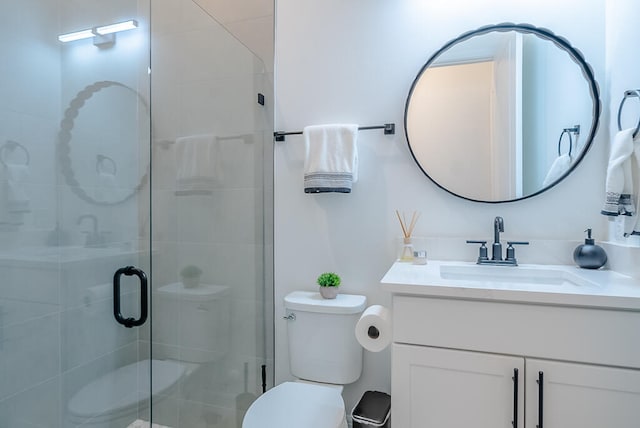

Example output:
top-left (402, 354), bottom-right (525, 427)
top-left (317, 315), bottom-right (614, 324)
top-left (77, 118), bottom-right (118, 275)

top-left (57, 19), bottom-right (139, 45)
top-left (57, 29), bottom-right (95, 43)
top-left (95, 20), bottom-right (138, 36)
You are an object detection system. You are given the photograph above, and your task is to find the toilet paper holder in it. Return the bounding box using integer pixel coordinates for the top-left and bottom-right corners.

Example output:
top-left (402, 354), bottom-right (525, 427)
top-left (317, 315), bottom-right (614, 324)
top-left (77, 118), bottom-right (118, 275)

top-left (368, 326), bottom-right (380, 339)
top-left (356, 305), bottom-right (392, 352)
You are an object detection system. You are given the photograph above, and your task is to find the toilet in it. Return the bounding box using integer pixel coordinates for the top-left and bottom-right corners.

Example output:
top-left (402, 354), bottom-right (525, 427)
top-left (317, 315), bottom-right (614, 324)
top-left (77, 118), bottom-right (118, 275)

top-left (66, 283), bottom-right (230, 427)
top-left (243, 290), bottom-right (367, 428)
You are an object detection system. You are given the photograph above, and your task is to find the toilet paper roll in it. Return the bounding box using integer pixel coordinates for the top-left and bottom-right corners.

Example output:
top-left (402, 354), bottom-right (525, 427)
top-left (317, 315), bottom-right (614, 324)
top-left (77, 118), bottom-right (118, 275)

top-left (356, 305), bottom-right (392, 352)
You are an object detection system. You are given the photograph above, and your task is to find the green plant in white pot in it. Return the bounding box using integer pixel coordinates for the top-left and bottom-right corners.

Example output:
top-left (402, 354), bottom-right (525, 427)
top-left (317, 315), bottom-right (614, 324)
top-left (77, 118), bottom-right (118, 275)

top-left (180, 265), bottom-right (203, 288)
top-left (317, 272), bottom-right (341, 299)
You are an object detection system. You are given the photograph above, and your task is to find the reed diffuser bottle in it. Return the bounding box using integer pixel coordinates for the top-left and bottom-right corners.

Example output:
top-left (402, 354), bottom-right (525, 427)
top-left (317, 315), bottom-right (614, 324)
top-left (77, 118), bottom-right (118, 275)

top-left (395, 210), bottom-right (420, 262)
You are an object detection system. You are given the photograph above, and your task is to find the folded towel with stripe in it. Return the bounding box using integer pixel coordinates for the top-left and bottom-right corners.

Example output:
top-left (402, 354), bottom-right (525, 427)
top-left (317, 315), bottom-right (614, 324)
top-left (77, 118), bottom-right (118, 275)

top-left (601, 127), bottom-right (640, 236)
top-left (175, 134), bottom-right (219, 196)
top-left (303, 124), bottom-right (359, 193)
top-left (601, 128), bottom-right (636, 216)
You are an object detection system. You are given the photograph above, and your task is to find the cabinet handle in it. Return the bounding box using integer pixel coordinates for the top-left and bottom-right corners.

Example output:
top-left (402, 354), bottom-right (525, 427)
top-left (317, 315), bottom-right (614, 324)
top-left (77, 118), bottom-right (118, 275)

top-left (512, 368), bottom-right (519, 428)
top-left (536, 371), bottom-right (544, 428)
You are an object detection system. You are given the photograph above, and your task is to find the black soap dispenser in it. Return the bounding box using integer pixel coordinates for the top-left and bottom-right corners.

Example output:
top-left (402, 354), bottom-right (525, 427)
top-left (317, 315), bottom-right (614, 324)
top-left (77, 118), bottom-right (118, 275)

top-left (573, 228), bottom-right (607, 269)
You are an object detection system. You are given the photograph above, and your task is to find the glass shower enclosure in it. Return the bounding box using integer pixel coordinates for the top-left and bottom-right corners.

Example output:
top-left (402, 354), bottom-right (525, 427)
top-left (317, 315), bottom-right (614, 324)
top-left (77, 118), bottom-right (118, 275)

top-left (0, 0), bottom-right (272, 427)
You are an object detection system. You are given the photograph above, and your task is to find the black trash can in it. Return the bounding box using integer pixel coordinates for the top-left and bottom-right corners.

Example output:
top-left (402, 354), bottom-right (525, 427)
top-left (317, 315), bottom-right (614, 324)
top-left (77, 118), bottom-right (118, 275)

top-left (351, 391), bottom-right (391, 428)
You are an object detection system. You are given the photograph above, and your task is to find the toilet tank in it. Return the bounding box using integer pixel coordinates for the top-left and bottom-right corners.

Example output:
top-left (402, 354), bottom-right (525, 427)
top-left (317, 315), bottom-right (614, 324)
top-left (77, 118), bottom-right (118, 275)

top-left (284, 291), bottom-right (367, 384)
top-left (154, 283), bottom-right (230, 363)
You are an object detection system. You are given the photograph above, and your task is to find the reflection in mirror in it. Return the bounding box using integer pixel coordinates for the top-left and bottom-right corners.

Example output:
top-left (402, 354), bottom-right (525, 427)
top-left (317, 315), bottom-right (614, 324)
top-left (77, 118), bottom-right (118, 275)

top-left (58, 81), bottom-right (150, 205)
top-left (405, 24), bottom-right (600, 203)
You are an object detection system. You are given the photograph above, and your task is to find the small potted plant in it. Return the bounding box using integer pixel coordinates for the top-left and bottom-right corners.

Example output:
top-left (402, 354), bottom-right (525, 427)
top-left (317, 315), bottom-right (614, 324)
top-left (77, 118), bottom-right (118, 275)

top-left (317, 272), bottom-right (341, 299)
top-left (180, 265), bottom-right (203, 288)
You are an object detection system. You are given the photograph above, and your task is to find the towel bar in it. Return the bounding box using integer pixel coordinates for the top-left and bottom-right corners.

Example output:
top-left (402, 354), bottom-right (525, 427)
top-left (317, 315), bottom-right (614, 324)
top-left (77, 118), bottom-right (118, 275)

top-left (274, 123), bottom-right (395, 142)
top-left (155, 134), bottom-right (254, 149)
top-left (0, 140), bottom-right (30, 167)
top-left (617, 89), bottom-right (640, 138)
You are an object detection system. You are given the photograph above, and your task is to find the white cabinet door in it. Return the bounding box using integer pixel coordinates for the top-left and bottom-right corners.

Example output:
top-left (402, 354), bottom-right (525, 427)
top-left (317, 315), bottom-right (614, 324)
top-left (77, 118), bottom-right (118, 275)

top-left (393, 344), bottom-right (524, 428)
top-left (526, 359), bottom-right (640, 428)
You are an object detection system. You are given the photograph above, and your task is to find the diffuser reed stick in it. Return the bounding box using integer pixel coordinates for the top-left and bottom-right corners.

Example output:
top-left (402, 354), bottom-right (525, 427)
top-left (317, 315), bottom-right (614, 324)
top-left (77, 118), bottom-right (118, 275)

top-left (395, 210), bottom-right (420, 238)
top-left (395, 210), bottom-right (420, 261)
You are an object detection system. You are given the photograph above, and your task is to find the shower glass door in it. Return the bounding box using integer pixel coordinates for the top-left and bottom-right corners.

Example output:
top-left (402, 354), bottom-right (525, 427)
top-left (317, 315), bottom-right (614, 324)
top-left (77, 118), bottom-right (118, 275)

top-left (0, 0), bottom-right (152, 427)
top-left (149, 1), bottom-right (274, 427)
top-left (0, 0), bottom-right (272, 426)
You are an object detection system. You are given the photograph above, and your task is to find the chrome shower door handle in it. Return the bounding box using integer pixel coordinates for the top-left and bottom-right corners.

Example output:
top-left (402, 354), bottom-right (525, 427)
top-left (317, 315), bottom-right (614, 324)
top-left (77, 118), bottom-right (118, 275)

top-left (113, 266), bottom-right (148, 328)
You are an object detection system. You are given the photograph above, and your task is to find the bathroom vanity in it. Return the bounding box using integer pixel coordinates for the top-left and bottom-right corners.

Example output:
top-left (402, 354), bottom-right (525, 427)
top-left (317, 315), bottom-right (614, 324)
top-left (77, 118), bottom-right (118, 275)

top-left (381, 261), bottom-right (640, 428)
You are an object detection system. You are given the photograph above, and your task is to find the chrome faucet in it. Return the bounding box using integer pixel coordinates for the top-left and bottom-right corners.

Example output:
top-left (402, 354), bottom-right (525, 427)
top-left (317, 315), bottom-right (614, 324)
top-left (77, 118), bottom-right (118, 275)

top-left (77, 214), bottom-right (105, 247)
top-left (467, 217), bottom-right (529, 266)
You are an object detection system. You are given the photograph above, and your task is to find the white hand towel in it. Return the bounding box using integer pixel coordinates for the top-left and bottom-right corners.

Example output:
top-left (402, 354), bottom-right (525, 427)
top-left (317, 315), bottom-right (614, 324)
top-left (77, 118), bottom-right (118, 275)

top-left (542, 154), bottom-right (572, 187)
top-left (303, 124), bottom-right (359, 193)
top-left (175, 135), bottom-right (218, 196)
top-left (601, 128), bottom-right (635, 216)
top-left (95, 171), bottom-right (119, 202)
top-left (624, 135), bottom-right (640, 236)
top-left (0, 164), bottom-right (30, 225)
top-left (5, 164), bottom-right (30, 212)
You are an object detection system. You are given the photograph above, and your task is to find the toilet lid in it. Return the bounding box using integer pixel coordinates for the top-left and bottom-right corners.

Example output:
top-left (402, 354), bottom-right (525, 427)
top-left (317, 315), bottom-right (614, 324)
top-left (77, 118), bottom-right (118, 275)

top-left (68, 359), bottom-right (186, 420)
top-left (242, 382), bottom-right (345, 428)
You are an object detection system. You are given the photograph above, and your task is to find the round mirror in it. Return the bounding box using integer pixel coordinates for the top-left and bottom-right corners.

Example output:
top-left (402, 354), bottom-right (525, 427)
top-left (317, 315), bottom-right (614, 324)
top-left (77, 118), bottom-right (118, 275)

top-left (58, 81), bottom-right (150, 205)
top-left (405, 23), bottom-right (600, 203)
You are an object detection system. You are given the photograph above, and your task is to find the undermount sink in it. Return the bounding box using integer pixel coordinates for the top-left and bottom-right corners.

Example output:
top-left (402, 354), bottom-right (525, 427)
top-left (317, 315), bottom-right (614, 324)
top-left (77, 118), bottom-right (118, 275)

top-left (438, 263), bottom-right (599, 288)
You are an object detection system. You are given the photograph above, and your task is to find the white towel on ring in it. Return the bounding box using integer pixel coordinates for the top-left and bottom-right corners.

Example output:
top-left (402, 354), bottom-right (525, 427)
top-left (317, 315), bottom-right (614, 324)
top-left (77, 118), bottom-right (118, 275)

top-left (542, 154), bottom-right (572, 187)
top-left (0, 163), bottom-right (30, 225)
top-left (625, 135), bottom-right (640, 236)
top-left (601, 128), bottom-right (636, 216)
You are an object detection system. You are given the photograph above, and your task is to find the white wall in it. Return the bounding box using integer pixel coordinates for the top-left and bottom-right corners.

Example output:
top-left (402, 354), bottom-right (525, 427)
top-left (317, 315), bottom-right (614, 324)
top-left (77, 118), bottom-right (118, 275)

top-left (275, 0), bottom-right (611, 412)
top-left (193, 0), bottom-right (274, 72)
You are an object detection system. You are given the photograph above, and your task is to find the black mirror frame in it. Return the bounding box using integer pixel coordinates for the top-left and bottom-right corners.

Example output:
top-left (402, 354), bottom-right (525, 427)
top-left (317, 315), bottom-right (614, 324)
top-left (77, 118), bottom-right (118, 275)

top-left (404, 23), bottom-right (601, 203)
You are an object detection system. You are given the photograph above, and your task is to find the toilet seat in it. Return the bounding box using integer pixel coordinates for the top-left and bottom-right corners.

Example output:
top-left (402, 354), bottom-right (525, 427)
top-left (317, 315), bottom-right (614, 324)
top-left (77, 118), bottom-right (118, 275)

top-left (242, 381), bottom-right (346, 428)
top-left (67, 359), bottom-right (186, 423)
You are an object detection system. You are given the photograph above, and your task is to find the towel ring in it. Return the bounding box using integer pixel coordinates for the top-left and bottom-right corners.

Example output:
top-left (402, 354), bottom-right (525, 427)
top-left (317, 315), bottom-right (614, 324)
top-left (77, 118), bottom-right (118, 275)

top-left (96, 154), bottom-right (117, 175)
top-left (557, 130), bottom-right (573, 157)
top-left (617, 89), bottom-right (640, 139)
top-left (0, 140), bottom-right (30, 167)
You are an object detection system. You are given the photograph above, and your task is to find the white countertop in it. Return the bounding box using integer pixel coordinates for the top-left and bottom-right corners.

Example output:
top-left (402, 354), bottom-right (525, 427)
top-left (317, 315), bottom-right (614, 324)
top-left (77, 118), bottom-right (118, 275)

top-left (381, 260), bottom-right (640, 310)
